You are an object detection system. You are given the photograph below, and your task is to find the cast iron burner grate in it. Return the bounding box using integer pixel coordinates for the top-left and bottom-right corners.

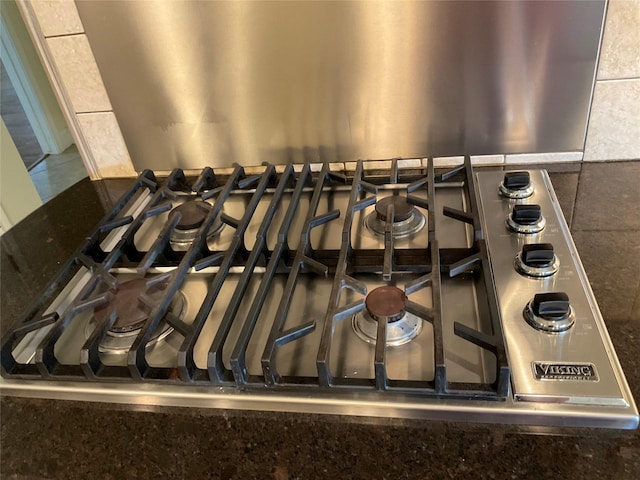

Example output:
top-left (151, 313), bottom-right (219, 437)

top-left (1, 158), bottom-right (510, 399)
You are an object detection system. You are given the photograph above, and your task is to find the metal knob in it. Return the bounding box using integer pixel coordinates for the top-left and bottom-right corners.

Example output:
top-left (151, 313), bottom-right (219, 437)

top-left (499, 172), bottom-right (534, 198)
top-left (524, 292), bottom-right (575, 333)
top-left (515, 243), bottom-right (559, 277)
top-left (506, 204), bottom-right (545, 234)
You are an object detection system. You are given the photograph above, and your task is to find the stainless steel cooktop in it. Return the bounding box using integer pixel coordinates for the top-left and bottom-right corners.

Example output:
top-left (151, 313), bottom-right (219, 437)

top-left (1, 158), bottom-right (637, 429)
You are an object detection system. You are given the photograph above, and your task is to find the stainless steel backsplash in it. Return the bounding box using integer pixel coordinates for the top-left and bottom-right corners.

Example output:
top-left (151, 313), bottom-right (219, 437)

top-left (76, 0), bottom-right (605, 170)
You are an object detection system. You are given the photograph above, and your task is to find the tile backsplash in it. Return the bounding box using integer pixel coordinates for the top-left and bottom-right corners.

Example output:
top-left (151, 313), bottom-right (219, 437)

top-left (30, 0), bottom-right (83, 37)
top-left (20, 0), bottom-right (135, 179)
top-left (46, 34), bottom-right (111, 113)
top-left (18, 0), bottom-right (640, 177)
top-left (584, 79), bottom-right (640, 161)
top-left (596, 0), bottom-right (640, 80)
top-left (584, 0), bottom-right (640, 161)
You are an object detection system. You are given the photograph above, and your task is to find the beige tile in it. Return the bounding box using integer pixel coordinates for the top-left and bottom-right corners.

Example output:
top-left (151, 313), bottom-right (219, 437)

top-left (363, 160), bottom-right (392, 170)
top-left (584, 79), bottom-right (640, 161)
top-left (47, 34), bottom-right (111, 113)
top-left (77, 112), bottom-right (136, 178)
top-left (329, 162), bottom-right (345, 172)
top-left (433, 156), bottom-right (464, 167)
top-left (243, 165), bottom-right (269, 175)
top-left (431, 155), bottom-right (505, 167)
top-left (505, 152), bottom-right (583, 164)
top-left (31, 0), bottom-right (84, 37)
top-left (397, 158), bottom-right (422, 169)
top-left (597, 0), bottom-right (640, 80)
top-left (470, 154), bottom-right (504, 165)
top-left (344, 161), bottom-right (357, 172)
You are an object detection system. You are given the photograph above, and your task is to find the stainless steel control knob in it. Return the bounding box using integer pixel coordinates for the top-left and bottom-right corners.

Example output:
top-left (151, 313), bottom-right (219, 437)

top-left (506, 204), bottom-right (546, 234)
top-left (515, 243), bottom-right (559, 277)
top-left (499, 171), bottom-right (534, 198)
top-left (524, 292), bottom-right (575, 332)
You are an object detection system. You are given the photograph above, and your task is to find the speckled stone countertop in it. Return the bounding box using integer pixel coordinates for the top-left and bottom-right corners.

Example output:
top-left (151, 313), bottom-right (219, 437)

top-left (1, 161), bottom-right (639, 479)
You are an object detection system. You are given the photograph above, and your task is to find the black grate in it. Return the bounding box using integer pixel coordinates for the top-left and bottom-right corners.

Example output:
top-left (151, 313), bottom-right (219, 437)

top-left (1, 157), bottom-right (510, 399)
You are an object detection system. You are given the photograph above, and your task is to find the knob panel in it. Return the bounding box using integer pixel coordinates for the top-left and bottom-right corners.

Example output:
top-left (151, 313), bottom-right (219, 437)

top-left (476, 169), bottom-right (628, 405)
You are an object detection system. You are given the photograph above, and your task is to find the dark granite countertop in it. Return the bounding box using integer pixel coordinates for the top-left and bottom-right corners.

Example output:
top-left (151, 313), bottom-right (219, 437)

top-left (1, 161), bottom-right (639, 479)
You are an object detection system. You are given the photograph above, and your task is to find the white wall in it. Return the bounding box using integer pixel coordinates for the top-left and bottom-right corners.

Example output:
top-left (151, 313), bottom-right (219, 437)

top-left (0, 119), bottom-right (42, 233)
top-left (0, 0), bottom-right (72, 154)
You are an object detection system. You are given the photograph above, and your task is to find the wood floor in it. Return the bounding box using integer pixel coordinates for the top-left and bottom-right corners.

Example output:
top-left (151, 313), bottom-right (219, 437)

top-left (28, 144), bottom-right (88, 203)
top-left (1, 60), bottom-right (88, 204)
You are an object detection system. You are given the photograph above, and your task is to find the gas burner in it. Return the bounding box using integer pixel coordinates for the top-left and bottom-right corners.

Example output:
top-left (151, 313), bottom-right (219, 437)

top-left (168, 200), bottom-right (224, 249)
top-left (364, 196), bottom-right (425, 238)
top-left (85, 278), bottom-right (187, 353)
top-left (352, 286), bottom-right (423, 346)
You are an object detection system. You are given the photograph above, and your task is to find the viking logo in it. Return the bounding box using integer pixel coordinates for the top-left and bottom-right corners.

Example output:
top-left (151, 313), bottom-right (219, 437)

top-left (533, 362), bottom-right (598, 381)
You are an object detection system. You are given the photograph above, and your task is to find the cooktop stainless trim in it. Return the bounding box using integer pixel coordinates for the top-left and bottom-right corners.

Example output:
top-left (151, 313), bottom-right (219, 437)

top-left (1, 379), bottom-right (637, 430)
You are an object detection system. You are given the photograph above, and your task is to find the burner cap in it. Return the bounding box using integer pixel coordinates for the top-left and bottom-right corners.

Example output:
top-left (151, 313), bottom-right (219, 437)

top-left (94, 279), bottom-right (149, 333)
top-left (364, 197), bottom-right (426, 239)
top-left (353, 286), bottom-right (422, 346)
top-left (375, 196), bottom-right (415, 222)
top-left (365, 286), bottom-right (406, 323)
top-left (168, 201), bottom-right (212, 231)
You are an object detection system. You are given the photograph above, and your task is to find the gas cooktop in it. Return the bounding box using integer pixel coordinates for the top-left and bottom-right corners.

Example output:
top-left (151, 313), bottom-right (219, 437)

top-left (1, 158), bottom-right (637, 429)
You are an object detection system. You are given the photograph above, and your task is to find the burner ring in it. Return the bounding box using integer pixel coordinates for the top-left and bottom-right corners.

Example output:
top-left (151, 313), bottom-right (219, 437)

top-left (86, 279), bottom-right (187, 353)
top-left (352, 310), bottom-right (423, 347)
top-left (168, 200), bottom-right (224, 249)
top-left (365, 195), bottom-right (425, 239)
top-left (168, 200), bottom-right (212, 231)
top-left (94, 279), bottom-right (149, 333)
